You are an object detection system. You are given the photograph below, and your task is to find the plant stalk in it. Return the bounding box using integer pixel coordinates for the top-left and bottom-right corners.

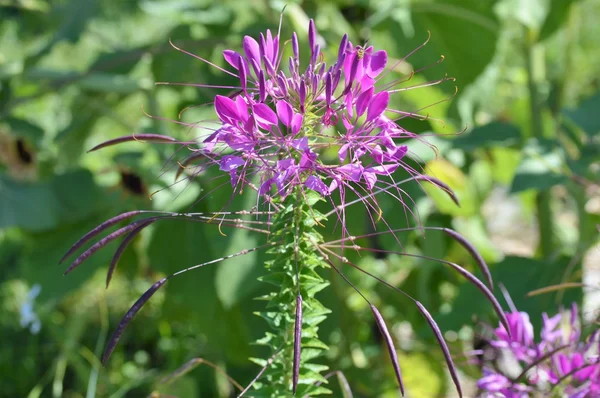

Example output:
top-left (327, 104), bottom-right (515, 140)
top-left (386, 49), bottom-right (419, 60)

top-left (524, 27), bottom-right (554, 260)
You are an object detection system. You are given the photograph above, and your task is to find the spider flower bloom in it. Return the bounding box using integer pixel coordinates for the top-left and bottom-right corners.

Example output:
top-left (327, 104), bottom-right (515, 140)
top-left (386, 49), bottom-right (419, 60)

top-left (478, 304), bottom-right (600, 398)
top-left (164, 19), bottom-right (448, 224)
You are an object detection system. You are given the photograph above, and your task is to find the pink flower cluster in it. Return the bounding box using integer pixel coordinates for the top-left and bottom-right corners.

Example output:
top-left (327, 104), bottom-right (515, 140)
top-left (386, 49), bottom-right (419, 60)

top-left (478, 304), bottom-right (600, 398)
top-left (196, 19), bottom-right (419, 203)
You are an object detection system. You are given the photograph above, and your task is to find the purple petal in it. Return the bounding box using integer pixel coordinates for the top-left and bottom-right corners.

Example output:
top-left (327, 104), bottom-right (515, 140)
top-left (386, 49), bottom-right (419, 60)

top-left (308, 19), bottom-right (316, 53)
top-left (305, 175), bottom-right (329, 196)
top-left (235, 96), bottom-right (249, 122)
top-left (292, 137), bottom-right (308, 151)
top-left (265, 30), bottom-right (274, 57)
top-left (277, 158), bottom-right (294, 171)
top-left (337, 164), bottom-right (363, 182)
top-left (238, 56), bottom-right (247, 93)
top-left (222, 50), bottom-right (241, 69)
top-left (219, 155), bottom-right (245, 172)
top-left (258, 71), bottom-right (266, 102)
top-left (389, 145), bottom-right (408, 160)
top-left (292, 32), bottom-right (299, 65)
top-left (310, 44), bottom-right (320, 66)
top-left (366, 91), bottom-right (389, 122)
top-left (344, 53), bottom-right (360, 94)
top-left (276, 100), bottom-right (293, 127)
top-left (363, 172), bottom-right (377, 190)
top-left (359, 75), bottom-right (376, 91)
top-left (328, 178), bottom-right (340, 193)
top-left (299, 81), bottom-right (306, 110)
top-left (344, 92), bottom-right (354, 118)
top-left (338, 143), bottom-right (350, 162)
top-left (299, 150), bottom-right (316, 169)
top-left (366, 164), bottom-right (399, 175)
top-left (337, 34), bottom-right (348, 64)
top-left (356, 87), bottom-right (374, 117)
top-left (214, 95), bottom-right (240, 124)
top-left (368, 50), bottom-right (387, 77)
top-left (342, 114), bottom-right (353, 130)
top-left (263, 55), bottom-right (276, 76)
top-left (253, 103), bottom-right (278, 127)
top-left (259, 178), bottom-right (274, 195)
top-left (291, 114), bottom-right (303, 135)
top-left (325, 72), bottom-right (332, 105)
top-left (259, 32), bottom-right (267, 60)
top-left (369, 145), bottom-right (384, 163)
top-left (276, 73), bottom-right (288, 97)
top-left (243, 36), bottom-right (261, 76)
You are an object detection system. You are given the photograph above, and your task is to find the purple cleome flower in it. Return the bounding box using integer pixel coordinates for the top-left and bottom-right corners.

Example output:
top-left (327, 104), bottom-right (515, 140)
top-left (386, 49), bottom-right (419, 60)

top-left (478, 304), bottom-right (600, 398)
top-left (160, 18), bottom-right (443, 229)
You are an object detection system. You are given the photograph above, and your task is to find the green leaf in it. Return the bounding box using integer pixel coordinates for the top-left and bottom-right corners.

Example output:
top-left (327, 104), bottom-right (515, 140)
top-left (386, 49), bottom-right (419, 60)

top-left (511, 171), bottom-right (567, 193)
top-left (90, 49), bottom-right (148, 76)
top-left (451, 122), bottom-right (522, 150)
top-left (148, 197), bottom-right (254, 362)
top-left (79, 72), bottom-right (143, 94)
top-left (539, 0), bottom-right (578, 41)
top-left (510, 139), bottom-right (568, 193)
top-left (0, 169), bottom-right (105, 231)
top-left (215, 227), bottom-right (264, 309)
top-left (373, 0), bottom-right (499, 92)
top-left (563, 91), bottom-right (600, 136)
top-left (52, 0), bottom-right (99, 44)
top-left (21, 223), bottom-right (106, 302)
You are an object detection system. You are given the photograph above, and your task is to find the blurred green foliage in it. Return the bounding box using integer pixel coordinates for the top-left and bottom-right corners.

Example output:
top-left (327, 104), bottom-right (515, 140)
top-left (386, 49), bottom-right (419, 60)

top-left (1, 0), bottom-right (599, 397)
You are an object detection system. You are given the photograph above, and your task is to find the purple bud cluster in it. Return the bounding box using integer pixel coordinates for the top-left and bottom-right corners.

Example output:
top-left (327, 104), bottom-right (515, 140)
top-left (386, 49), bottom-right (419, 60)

top-left (199, 19), bottom-right (419, 204)
top-left (478, 304), bottom-right (600, 398)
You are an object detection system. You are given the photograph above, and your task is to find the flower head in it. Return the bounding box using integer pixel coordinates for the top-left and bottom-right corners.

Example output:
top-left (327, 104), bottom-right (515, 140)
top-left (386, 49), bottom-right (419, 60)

top-left (478, 304), bottom-right (600, 398)
top-left (160, 18), bottom-right (446, 231)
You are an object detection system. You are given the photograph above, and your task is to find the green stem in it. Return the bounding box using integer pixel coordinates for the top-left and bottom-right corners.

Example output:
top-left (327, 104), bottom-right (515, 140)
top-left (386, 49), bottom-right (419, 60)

top-left (524, 27), bottom-right (554, 260)
top-left (254, 190), bottom-right (331, 396)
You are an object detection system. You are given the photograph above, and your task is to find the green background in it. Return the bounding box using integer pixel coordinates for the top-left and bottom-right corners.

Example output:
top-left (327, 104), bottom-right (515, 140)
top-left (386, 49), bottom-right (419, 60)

top-left (1, 0), bottom-right (599, 396)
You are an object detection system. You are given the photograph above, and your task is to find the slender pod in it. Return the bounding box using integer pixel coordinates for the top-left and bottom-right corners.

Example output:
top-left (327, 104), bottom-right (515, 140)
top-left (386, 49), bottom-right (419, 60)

top-left (292, 294), bottom-right (303, 394)
top-left (60, 211), bottom-right (142, 264)
top-left (87, 134), bottom-right (178, 152)
top-left (102, 278), bottom-right (167, 364)
top-left (442, 228), bottom-right (493, 290)
top-left (415, 301), bottom-right (462, 397)
top-left (370, 305), bottom-right (404, 396)
top-left (106, 219), bottom-right (156, 288)
top-left (64, 220), bottom-right (156, 275)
